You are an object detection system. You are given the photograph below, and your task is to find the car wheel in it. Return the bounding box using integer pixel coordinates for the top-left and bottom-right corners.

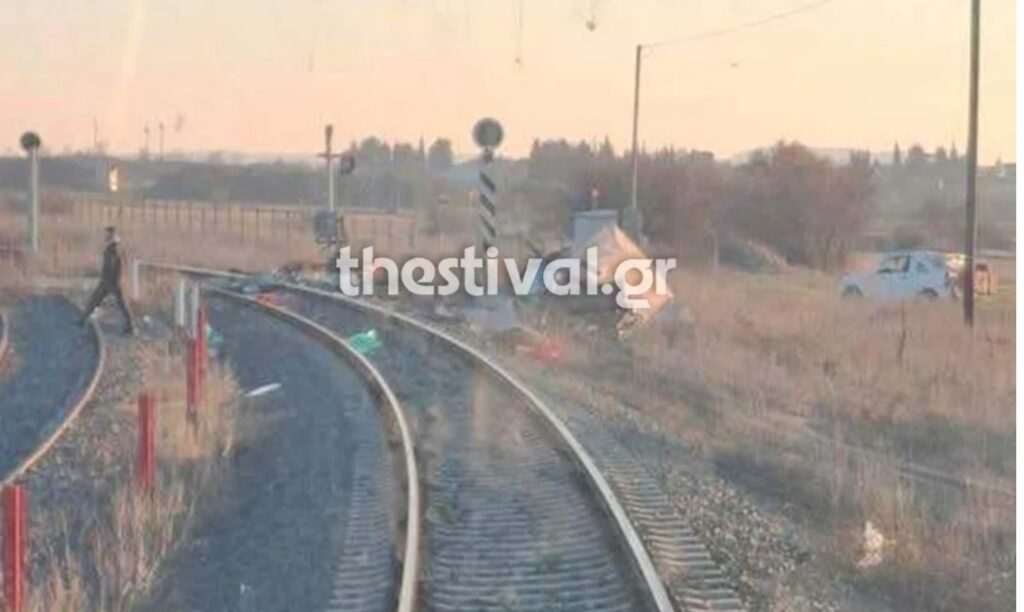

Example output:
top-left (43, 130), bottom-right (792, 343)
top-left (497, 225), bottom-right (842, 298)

top-left (918, 289), bottom-right (939, 300)
top-left (842, 286), bottom-right (863, 298)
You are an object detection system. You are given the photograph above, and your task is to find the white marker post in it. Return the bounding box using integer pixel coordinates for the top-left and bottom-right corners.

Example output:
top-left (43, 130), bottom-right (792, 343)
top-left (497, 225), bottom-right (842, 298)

top-left (20, 132), bottom-right (41, 253)
top-left (130, 258), bottom-right (140, 300)
top-left (174, 278), bottom-right (188, 329)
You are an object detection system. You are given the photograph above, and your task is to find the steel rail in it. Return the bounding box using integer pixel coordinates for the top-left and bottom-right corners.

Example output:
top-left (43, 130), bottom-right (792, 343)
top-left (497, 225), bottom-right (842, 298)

top-left (0, 310), bottom-right (9, 366)
top-left (0, 306), bottom-right (105, 487)
top-left (140, 261), bottom-right (675, 612)
top-left (208, 287), bottom-right (420, 612)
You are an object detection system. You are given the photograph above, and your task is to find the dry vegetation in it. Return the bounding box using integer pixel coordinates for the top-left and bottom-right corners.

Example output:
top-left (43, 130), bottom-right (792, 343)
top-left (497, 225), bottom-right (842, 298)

top-left (0, 196), bottom-right (244, 610)
top-left (1, 189), bottom-right (1013, 610)
top-left (0, 191), bottom-right (322, 277)
top-left (0, 189), bottom-right (472, 281)
top-left (30, 345), bottom-right (239, 612)
top-left (562, 266), bottom-right (1014, 610)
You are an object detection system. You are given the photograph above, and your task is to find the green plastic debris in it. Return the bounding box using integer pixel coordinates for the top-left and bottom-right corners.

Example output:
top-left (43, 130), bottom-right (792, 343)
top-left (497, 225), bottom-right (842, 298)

top-left (348, 329), bottom-right (382, 355)
top-left (206, 324), bottom-right (225, 358)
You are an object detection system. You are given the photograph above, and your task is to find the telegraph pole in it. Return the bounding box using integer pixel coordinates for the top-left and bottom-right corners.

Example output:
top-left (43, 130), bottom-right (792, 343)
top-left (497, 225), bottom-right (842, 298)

top-left (962, 0), bottom-right (981, 327)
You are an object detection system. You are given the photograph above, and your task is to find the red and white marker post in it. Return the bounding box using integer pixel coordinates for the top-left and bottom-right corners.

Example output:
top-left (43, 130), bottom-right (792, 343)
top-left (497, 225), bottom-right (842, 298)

top-left (2, 484), bottom-right (26, 612)
top-left (138, 392), bottom-right (156, 493)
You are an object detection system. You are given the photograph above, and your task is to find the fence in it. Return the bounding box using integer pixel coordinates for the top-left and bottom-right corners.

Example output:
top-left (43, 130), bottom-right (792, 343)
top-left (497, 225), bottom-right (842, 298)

top-left (71, 197), bottom-right (421, 256)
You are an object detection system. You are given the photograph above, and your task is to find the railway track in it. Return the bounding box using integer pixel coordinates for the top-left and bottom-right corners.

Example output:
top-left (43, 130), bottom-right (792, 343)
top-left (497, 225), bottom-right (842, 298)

top-left (0, 295), bottom-right (105, 486)
top-left (0, 309), bottom-right (10, 366)
top-left (207, 289), bottom-right (420, 612)
top-left (143, 262), bottom-right (745, 611)
top-left (263, 285), bottom-right (667, 611)
top-left (148, 264), bottom-right (673, 610)
top-left (558, 410), bottom-right (745, 611)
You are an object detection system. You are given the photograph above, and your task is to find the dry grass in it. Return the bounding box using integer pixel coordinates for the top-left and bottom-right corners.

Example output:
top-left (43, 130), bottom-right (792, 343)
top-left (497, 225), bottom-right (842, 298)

top-left (29, 345), bottom-right (239, 612)
top-left (2, 190), bottom-right (1012, 610)
top-left (569, 267), bottom-right (1014, 610)
top-left (0, 190), bottom-right (477, 279)
top-left (0, 190), bottom-right (321, 276)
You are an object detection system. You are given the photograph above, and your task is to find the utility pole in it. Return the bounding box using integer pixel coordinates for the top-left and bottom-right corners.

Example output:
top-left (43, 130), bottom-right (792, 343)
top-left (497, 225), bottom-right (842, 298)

top-left (962, 0), bottom-right (981, 327)
top-left (159, 121), bottom-right (165, 160)
top-left (629, 44), bottom-right (643, 237)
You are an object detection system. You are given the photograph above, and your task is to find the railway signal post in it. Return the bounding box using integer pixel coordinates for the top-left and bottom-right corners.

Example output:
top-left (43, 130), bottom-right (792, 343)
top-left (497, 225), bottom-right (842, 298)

top-left (472, 118), bottom-right (504, 253)
top-left (19, 132), bottom-right (41, 253)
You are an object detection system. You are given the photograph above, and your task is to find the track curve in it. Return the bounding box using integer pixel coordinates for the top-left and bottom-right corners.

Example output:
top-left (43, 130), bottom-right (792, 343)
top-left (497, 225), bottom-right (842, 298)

top-left (0, 309), bottom-right (10, 367)
top-left (140, 262), bottom-right (744, 611)
top-left (209, 288), bottom-right (420, 612)
top-left (0, 295), bottom-right (105, 486)
top-left (263, 286), bottom-right (666, 611)
top-left (141, 289), bottom-right (415, 612)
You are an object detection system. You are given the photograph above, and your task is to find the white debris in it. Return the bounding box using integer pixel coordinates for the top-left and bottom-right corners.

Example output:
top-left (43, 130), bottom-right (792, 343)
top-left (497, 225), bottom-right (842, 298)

top-left (244, 382), bottom-right (282, 398)
top-left (857, 520), bottom-right (887, 569)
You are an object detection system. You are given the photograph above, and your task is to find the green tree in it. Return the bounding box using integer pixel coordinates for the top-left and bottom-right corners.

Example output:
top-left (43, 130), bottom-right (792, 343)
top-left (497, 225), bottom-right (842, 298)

top-left (427, 138), bottom-right (454, 170)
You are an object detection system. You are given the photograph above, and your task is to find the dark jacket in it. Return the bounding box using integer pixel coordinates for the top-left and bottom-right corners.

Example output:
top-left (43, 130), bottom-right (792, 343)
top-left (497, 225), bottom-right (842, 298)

top-left (100, 240), bottom-right (124, 284)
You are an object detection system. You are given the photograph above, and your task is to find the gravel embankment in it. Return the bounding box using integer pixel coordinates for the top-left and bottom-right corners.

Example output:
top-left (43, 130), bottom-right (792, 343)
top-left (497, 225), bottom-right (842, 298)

top-left (138, 297), bottom-right (396, 612)
top-left (0, 295), bottom-right (102, 480)
top-left (512, 362), bottom-right (891, 612)
top-left (274, 290), bottom-right (655, 612)
top-left (10, 299), bottom-right (148, 605)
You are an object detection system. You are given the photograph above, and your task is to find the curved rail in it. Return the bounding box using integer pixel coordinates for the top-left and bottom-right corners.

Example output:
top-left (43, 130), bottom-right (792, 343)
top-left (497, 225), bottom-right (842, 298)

top-left (207, 287), bottom-right (420, 612)
top-left (140, 261), bottom-right (674, 612)
top-left (0, 310), bottom-right (105, 487)
top-left (0, 309), bottom-right (9, 366)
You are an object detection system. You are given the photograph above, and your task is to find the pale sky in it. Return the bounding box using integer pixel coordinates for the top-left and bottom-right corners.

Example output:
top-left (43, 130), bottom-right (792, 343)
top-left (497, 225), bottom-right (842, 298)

top-left (1, 0), bottom-right (1016, 162)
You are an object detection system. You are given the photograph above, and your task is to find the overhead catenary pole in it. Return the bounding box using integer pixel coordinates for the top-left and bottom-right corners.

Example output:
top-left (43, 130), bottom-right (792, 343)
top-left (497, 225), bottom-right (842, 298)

top-left (629, 44), bottom-right (643, 232)
top-left (962, 0), bottom-right (981, 327)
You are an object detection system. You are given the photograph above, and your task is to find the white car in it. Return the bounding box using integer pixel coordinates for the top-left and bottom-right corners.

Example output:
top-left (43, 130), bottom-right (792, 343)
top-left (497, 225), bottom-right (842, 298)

top-left (840, 251), bottom-right (956, 300)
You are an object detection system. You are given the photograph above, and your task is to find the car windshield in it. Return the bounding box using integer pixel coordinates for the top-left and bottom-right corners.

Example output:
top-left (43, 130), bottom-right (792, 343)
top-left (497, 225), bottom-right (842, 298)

top-left (877, 255), bottom-right (909, 274)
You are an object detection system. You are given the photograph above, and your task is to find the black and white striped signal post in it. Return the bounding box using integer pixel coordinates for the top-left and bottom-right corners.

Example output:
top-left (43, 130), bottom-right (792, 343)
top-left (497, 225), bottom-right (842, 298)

top-left (472, 118), bottom-right (503, 253)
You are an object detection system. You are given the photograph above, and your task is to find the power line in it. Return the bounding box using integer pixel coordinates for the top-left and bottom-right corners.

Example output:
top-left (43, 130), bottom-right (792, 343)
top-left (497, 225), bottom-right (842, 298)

top-left (645, 0), bottom-right (839, 50)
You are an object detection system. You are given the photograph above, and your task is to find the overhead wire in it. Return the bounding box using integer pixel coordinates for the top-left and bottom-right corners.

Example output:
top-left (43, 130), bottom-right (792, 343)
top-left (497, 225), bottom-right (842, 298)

top-left (645, 0), bottom-right (839, 50)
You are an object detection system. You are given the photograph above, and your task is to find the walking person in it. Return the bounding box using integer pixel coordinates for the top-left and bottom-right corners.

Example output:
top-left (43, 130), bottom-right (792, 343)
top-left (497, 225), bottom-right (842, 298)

top-left (80, 226), bottom-right (134, 335)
